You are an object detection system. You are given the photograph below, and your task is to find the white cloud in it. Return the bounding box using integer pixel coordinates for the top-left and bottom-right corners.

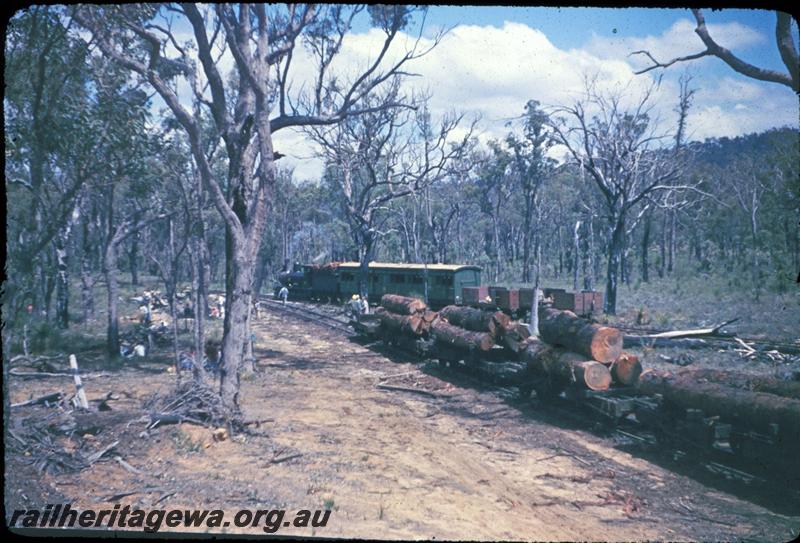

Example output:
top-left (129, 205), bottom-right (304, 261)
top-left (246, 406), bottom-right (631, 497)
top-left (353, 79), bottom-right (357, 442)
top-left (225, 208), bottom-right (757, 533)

top-left (584, 18), bottom-right (765, 72)
top-left (146, 15), bottom-right (797, 181)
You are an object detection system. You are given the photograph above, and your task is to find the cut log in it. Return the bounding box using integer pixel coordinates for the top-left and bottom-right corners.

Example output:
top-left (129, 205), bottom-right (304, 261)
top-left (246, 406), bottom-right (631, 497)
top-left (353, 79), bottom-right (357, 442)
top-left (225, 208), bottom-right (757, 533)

top-left (539, 308), bottom-right (622, 363)
top-left (637, 370), bottom-right (800, 442)
top-left (672, 368), bottom-right (800, 401)
top-left (609, 352), bottom-right (643, 386)
top-left (380, 294), bottom-right (427, 315)
top-left (522, 339), bottom-right (612, 391)
top-left (431, 319), bottom-right (494, 352)
top-left (421, 310), bottom-right (439, 324)
top-left (440, 305), bottom-right (495, 335)
top-left (375, 307), bottom-right (425, 336)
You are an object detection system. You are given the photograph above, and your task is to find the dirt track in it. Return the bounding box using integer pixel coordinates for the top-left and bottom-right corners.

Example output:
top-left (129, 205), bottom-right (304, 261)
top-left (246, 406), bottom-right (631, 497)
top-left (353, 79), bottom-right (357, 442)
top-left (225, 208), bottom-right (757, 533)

top-left (6, 307), bottom-right (800, 540)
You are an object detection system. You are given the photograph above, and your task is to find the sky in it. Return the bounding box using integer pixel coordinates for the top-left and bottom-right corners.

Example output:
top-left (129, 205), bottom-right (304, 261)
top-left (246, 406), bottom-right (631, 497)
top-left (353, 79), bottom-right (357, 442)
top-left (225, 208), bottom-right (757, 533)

top-left (152, 6), bottom-right (800, 182)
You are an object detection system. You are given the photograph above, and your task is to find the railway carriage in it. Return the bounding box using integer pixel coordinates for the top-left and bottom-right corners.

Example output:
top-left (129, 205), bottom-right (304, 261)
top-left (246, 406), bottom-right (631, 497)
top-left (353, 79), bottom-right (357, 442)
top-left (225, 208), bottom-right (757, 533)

top-left (336, 262), bottom-right (481, 308)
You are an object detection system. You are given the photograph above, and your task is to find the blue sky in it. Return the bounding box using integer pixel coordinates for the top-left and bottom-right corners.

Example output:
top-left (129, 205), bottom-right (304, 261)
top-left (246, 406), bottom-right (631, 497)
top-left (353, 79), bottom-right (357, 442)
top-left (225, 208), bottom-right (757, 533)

top-left (144, 6), bottom-right (799, 180)
top-left (269, 6), bottom-right (799, 180)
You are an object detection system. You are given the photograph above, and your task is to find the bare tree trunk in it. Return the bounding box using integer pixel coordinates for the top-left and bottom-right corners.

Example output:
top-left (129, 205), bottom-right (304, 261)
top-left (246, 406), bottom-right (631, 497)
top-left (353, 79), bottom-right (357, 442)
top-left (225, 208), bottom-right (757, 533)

top-left (104, 242), bottom-right (120, 358)
top-left (529, 232), bottom-right (541, 336)
top-left (659, 210), bottom-right (667, 278)
top-left (80, 210), bottom-right (95, 322)
top-left (129, 231), bottom-right (139, 286)
top-left (522, 193), bottom-right (533, 283)
top-left (587, 217), bottom-right (596, 291)
top-left (55, 227), bottom-right (72, 329)
top-left (605, 218), bottom-right (625, 315)
top-left (573, 220), bottom-right (581, 291)
top-left (191, 237), bottom-right (206, 383)
top-left (220, 241), bottom-right (256, 411)
top-left (668, 209), bottom-right (676, 273)
top-left (641, 212), bottom-right (651, 282)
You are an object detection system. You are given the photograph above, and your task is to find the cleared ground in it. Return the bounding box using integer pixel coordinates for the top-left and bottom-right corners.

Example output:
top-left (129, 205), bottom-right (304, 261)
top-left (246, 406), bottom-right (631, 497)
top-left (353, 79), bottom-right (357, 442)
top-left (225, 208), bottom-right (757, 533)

top-left (6, 305), bottom-right (799, 540)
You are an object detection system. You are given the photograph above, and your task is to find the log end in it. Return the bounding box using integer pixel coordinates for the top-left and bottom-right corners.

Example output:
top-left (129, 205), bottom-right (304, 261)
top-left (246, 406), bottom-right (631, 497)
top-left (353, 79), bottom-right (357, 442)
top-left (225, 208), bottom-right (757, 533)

top-left (581, 361), bottom-right (612, 391)
top-left (590, 327), bottom-right (623, 363)
top-left (610, 352), bottom-right (642, 386)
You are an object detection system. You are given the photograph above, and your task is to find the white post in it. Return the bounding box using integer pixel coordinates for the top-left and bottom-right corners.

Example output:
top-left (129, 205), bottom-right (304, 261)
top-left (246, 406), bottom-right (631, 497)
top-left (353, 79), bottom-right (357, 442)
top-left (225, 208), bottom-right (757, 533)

top-left (69, 354), bottom-right (89, 409)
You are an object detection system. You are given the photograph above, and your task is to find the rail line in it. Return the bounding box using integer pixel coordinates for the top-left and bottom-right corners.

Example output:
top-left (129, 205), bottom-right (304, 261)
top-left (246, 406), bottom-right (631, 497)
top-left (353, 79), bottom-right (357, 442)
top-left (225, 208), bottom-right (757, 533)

top-left (257, 297), bottom-right (353, 334)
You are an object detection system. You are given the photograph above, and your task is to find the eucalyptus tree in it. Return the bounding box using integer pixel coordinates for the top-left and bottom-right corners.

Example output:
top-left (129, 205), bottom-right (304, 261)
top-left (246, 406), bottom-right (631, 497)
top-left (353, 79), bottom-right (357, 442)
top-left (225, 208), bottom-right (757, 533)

top-left (549, 81), bottom-right (690, 314)
top-left (4, 6), bottom-right (92, 331)
top-left (73, 4), bottom-right (446, 410)
top-left (506, 100), bottom-right (556, 285)
top-left (309, 89), bottom-right (473, 299)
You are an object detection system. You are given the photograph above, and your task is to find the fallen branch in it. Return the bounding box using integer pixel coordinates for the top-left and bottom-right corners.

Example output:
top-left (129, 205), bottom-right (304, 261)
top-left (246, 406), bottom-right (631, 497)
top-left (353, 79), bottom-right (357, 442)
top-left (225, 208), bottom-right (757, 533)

top-left (376, 383), bottom-right (444, 398)
top-left (114, 456), bottom-right (143, 475)
top-left (640, 318), bottom-right (739, 340)
top-left (270, 453), bottom-right (303, 464)
top-left (86, 440), bottom-right (119, 464)
top-left (11, 391), bottom-right (64, 408)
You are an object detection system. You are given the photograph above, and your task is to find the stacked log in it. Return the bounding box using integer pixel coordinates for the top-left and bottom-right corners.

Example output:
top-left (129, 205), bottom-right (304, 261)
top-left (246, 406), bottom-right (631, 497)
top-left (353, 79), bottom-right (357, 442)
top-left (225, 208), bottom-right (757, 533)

top-left (539, 308), bottom-right (622, 363)
top-left (381, 294), bottom-right (427, 315)
top-left (375, 295), bottom-right (433, 337)
top-left (522, 339), bottom-right (612, 391)
top-left (608, 352), bottom-right (642, 386)
top-left (375, 307), bottom-right (425, 336)
top-left (670, 368), bottom-right (800, 401)
top-left (637, 370), bottom-right (800, 441)
top-left (431, 319), bottom-right (494, 352)
top-left (439, 305), bottom-right (510, 339)
top-left (503, 323), bottom-right (532, 353)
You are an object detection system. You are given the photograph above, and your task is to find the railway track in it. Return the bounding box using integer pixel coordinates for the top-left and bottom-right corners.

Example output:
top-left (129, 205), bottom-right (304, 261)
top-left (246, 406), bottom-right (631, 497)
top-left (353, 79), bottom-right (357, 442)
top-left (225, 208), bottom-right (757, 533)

top-left (257, 297), bottom-right (353, 334)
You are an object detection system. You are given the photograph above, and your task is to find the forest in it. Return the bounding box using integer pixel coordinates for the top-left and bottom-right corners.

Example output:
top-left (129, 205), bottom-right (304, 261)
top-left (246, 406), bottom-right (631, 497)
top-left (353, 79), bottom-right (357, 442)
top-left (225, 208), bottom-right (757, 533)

top-left (4, 6), bottom-right (800, 540)
top-left (3, 5), bottom-right (798, 413)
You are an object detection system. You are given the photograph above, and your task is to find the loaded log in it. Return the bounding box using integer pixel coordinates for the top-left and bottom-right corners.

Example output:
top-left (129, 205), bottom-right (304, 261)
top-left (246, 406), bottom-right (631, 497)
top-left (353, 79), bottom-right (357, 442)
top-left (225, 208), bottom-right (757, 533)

top-left (380, 294), bottom-right (427, 315)
top-left (439, 305), bottom-right (510, 338)
top-left (431, 319), bottom-right (494, 352)
top-left (671, 368), bottom-right (800, 401)
top-left (609, 352), bottom-right (642, 386)
top-left (375, 307), bottom-right (425, 336)
top-left (637, 370), bottom-right (800, 441)
top-left (522, 339), bottom-right (612, 391)
top-left (539, 308), bottom-right (622, 363)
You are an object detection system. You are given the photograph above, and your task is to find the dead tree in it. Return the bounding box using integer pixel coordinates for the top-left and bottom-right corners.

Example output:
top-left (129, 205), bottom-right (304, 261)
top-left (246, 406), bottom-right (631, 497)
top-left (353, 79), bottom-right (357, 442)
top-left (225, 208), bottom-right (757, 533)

top-left (309, 90), bottom-right (474, 299)
top-left (632, 10), bottom-right (799, 92)
top-left (550, 79), bottom-right (690, 314)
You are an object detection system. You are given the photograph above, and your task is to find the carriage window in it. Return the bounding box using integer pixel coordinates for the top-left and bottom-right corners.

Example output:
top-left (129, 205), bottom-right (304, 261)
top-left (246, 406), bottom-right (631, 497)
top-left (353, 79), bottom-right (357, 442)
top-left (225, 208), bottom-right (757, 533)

top-left (341, 272), bottom-right (354, 281)
top-left (434, 276), bottom-right (451, 286)
top-left (410, 276), bottom-right (423, 284)
top-left (390, 274), bottom-right (406, 283)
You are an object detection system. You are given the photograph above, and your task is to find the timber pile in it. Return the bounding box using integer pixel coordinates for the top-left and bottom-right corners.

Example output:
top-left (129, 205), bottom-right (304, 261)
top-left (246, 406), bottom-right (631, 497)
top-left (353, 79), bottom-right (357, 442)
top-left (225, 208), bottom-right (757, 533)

top-left (431, 319), bottom-right (494, 352)
top-left (376, 295), bottom-right (435, 337)
top-left (637, 370), bottom-right (800, 442)
top-left (522, 339), bottom-right (612, 391)
top-left (430, 304), bottom-right (511, 353)
top-left (503, 323), bottom-right (532, 354)
top-left (539, 308), bottom-right (623, 363)
top-left (381, 294), bottom-right (427, 315)
top-left (669, 368), bottom-right (800, 401)
top-left (439, 305), bottom-right (511, 339)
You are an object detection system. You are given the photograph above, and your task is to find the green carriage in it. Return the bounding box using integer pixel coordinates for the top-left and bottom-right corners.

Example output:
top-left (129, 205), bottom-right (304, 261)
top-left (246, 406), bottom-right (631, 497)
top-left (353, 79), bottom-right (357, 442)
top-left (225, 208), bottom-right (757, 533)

top-left (336, 262), bottom-right (481, 308)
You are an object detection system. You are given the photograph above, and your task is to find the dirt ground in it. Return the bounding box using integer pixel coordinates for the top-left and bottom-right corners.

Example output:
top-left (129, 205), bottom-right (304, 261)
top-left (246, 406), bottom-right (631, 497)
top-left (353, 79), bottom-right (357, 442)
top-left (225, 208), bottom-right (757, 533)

top-left (5, 307), bottom-right (800, 541)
